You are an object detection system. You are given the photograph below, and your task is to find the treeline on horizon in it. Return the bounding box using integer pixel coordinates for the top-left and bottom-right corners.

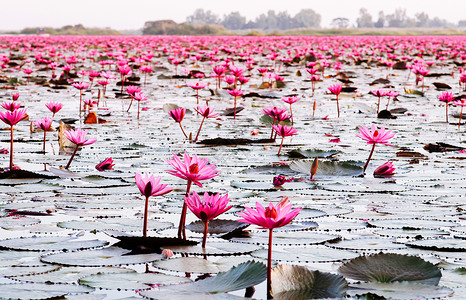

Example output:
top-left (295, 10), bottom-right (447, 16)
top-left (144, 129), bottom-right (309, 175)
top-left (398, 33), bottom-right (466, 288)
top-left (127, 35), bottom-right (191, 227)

top-left (176, 7), bottom-right (466, 31)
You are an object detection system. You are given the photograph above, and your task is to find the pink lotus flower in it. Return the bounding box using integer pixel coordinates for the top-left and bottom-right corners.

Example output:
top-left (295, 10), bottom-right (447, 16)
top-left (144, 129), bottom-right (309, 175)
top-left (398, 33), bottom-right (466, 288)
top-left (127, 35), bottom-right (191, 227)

top-left (370, 89), bottom-right (389, 114)
top-left (34, 116), bottom-right (53, 152)
top-left (356, 124), bottom-right (395, 173)
top-left (263, 106), bottom-right (289, 140)
top-left (438, 91), bottom-right (455, 123)
top-left (161, 249), bottom-right (174, 259)
top-left (356, 124), bottom-right (395, 146)
top-left (95, 157), bottom-right (115, 171)
top-left (453, 98), bottom-right (466, 129)
top-left (194, 104), bottom-right (218, 142)
top-left (126, 85), bottom-right (141, 97)
top-left (328, 84), bottom-right (343, 118)
top-left (1, 101), bottom-right (22, 112)
top-left (281, 96), bottom-right (299, 125)
top-left (11, 93), bottom-right (19, 101)
top-left (166, 152), bottom-right (219, 239)
top-left (187, 81), bottom-right (207, 105)
top-left (169, 107), bottom-right (188, 139)
top-left (0, 108), bottom-right (27, 170)
top-left (238, 198), bottom-right (302, 298)
top-left (45, 102), bottom-right (63, 118)
top-left (71, 82), bottom-right (90, 90)
top-left (63, 128), bottom-right (97, 169)
top-left (135, 173), bottom-right (173, 237)
top-left (185, 191), bottom-right (232, 247)
top-left (272, 124), bottom-right (298, 155)
top-left (273, 175), bottom-right (293, 186)
top-left (133, 91), bottom-right (147, 119)
top-left (373, 161), bottom-right (395, 178)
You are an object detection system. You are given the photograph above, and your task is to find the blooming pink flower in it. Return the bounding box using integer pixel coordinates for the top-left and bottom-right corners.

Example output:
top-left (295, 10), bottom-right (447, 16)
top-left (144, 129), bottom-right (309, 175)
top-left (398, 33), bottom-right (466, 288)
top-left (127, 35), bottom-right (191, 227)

top-left (0, 109), bottom-right (27, 126)
top-left (135, 173), bottom-right (173, 198)
top-left (33, 117), bottom-right (53, 131)
top-left (11, 93), bottom-right (19, 101)
top-left (272, 124), bottom-right (298, 137)
top-left (64, 128), bottom-right (97, 146)
top-left (195, 104), bottom-right (218, 118)
top-left (95, 157), bottom-right (115, 171)
top-left (373, 161), bottom-right (395, 178)
top-left (273, 175), bottom-right (293, 186)
top-left (1, 101), bottom-right (22, 112)
top-left (185, 191), bottom-right (232, 223)
top-left (118, 65), bottom-right (132, 76)
top-left (238, 199), bottom-right (302, 230)
top-left (169, 108), bottom-right (186, 123)
top-left (328, 84), bottom-right (343, 96)
top-left (45, 102), bottom-right (63, 116)
top-left (356, 124), bottom-right (395, 146)
top-left (166, 153), bottom-right (219, 187)
top-left (71, 82), bottom-right (90, 90)
top-left (281, 96), bottom-right (299, 104)
top-left (126, 85), bottom-right (142, 96)
top-left (187, 82), bottom-right (208, 90)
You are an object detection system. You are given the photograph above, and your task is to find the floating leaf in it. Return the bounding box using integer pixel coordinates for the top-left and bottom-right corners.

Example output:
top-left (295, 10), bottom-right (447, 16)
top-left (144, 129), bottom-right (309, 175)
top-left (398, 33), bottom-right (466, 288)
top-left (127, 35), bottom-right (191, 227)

top-left (271, 265), bottom-right (347, 299)
top-left (111, 235), bottom-right (198, 254)
top-left (186, 219), bottom-right (249, 236)
top-left (231, 232), bottom-right (340, 246)
top-left (404, 88), bottom-right (424, 96)
top-left (0, 283), bottom-right (94, 299)
top-left (0, 236), bottom-right (108, 252)
top-left (79, 269), bottom-right (191, 290)
top-left (347, 282), bottom-right (453, 299)
top-left (154, 256), bottom-right (253, 274)
top-left (252, 246), bottom-right (359, 263)
top-left (407, 238), bottom-right (466, 251)
top-left (0, 216), bottom-right (41, 229)
top-left (41, 247), bottom-right (163, 267)
top-left (164, 241), bottom-right (261, 256)
top-left (330, 238), bottom-right (407, 251)
top-left (289, 160), bottom-right (363, 177)
top-left (0, 169), bottom-right (57, 180)
top-left (286, 148), bottom-right (340, 159)
top-left (338, 253), bottom-right (442, 285)
top-left (10, 267), bottom-right (124, 284)
top-left (58, 218), bottom-right (173, 233)
top-left (140, 261), bottom-right (266, 299)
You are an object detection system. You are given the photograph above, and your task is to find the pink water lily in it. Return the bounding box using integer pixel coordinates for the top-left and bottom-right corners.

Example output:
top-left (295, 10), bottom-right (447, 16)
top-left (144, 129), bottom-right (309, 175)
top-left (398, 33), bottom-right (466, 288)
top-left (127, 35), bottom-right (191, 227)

top-left (373, 161), bottom-right (395, 178)
top-left (328, 84), bottom-right (343, 117)
top-left (227, 89), bottom-right (244, 119)
top-left (1, 101), bottom-right (22, 112)
top-left (166, 152), bottom-right (219, 239)
top-left (281, 96), bottom-right (299, 125)
top-left (453, 99), bottom-right (466, 129)
top-left (135, 173), bottom-right (173, 237)
top-left (185, 191), bottom-right (232, 247)
top-left (63, 128), bottom-right (97, 169)
top-left (45, 102), bottom-right (63, 118)
top-left (438, 91), bottom-right (455, 123)
top-left (238, 198), bottom-right (302, 299)
top-left (272, 124), bottom-right (298, 155)
top-left (95, 157), bottom-right (115, 171)
top-left (194, 104), bottom-right (218, 142)
top-left (33, 117), bottom-right (53, 152)
top-left (356, 124), bottom-right (395, 173)
top-left (187, 81), bottom-right (208, 105)
top-left (0, 108), bottom-right (27, 170)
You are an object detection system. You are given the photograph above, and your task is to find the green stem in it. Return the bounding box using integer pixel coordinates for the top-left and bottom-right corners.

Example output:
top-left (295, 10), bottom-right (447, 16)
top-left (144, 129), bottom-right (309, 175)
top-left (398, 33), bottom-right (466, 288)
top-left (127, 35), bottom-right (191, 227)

top-left (202, 221), bottom-right (208, 248)
top-left (143, 196), bottom-right (150, 237)
top-left (267, 229), bottom-right (273, 299)
top-left (177, 180), bottom-right (192, 239)
top-left (363, 144), bottom-right (376, 173)
top-left (65, 145), bottom-right (80, 169)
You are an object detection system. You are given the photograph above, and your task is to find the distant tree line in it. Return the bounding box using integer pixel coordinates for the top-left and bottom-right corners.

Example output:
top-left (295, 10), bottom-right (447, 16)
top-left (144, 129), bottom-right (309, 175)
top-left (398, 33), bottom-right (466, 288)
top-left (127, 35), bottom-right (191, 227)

top-left (15, 24), bottom-right (121, 35)
top-left (356, 8), bottom-right (463, 28)
top-left (186, 9), bottom-right (321, 30)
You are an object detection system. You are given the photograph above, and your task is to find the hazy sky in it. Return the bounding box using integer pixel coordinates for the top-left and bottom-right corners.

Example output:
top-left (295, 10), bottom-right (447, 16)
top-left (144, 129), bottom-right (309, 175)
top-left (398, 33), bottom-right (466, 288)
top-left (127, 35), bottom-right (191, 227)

top-left (0, 0), bottom-right (464, 30)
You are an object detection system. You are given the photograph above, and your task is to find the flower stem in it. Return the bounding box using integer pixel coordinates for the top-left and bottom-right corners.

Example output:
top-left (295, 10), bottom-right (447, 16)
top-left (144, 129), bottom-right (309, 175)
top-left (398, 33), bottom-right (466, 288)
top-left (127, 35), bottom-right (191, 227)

top-left (459, 106), bottom-right (463, 130)
top-left (137, 99), bottom-right (141, 120)
top-left (363, 144), bottom-right (376, 173)
top-left (336, 95), bottom-right (340, 118)
top-left (127, 96), bottom-right (134, 112)
top-left (270, 118), bottom-right (276, 140)
top-left (194, 116), bottom-right (206, 142)
top-left (143, 196), bottom-right (150, 237)
top-left (196, 90), bottom-right (199, 106)
top-left (43, 130), bottom-right (47, 153)
top-left (377, 97), bottom-right (381, 114)
top-left (9, 126), bottom-right (14, 170)
top-left (65, 145), bottom-right (80, 170)
top-left (202, 221), bottom-right (208, 248)
top-left (179, 122), bottom-right (188, 139)
top-left (177, 180), bottom-right (192, 239)
top-left (267, 229), bottom-right (273, 299)
top-left (233, 96), bottom-right (237, 119)
top-left (290, 104), bottom-right (293, 126)
top-left (277, 136), bottom-right (284, 155)
top-left (446, 103), bottom-right (449, 123)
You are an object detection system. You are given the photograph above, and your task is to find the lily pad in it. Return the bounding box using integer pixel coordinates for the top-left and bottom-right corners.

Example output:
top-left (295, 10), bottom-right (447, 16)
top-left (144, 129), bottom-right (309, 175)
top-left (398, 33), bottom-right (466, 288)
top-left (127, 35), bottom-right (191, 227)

top-left (252, 246), bottom-right (359, 263)
top-left (186, 219), bottom-right (249, 236)
top-left (41, 247), bottom-right (163, 267)
top-left (289, 160), bottom-right (363, 177)
top-left (163, 241), bottom-right (262, 256)
top-left (231, 232), bottom-right (340, 246)
top-left (330, 238), bottom-right (407, 251)
top-left (286, 148), bottom-right (340, 159)
top-left (347, 282), bottom-right (454, 299)
top-left (10, 267), bottom-right (125, 284)
top-left (140, 261), bottom-right (266, 299)
top-left (338, 253), bottom-right (442, 285)
top-left (0, 283), bottom-right (94, 299)
top-left (407, 238), bottom-right (466, 251)
top-left (271, 264), bottom-right (348, 299)
top-left (57, 218), bottom-right (173, 233)
top-left (0, 216), bottom-right (41, 229)
top-left (0, 236), bottom-right (108, 252)
top-left (79, 269), bottom-right (191, 290)
top-left (368, 219), bottom-right (456, 230)
top-left (153, 256), bottom-right (254, 274)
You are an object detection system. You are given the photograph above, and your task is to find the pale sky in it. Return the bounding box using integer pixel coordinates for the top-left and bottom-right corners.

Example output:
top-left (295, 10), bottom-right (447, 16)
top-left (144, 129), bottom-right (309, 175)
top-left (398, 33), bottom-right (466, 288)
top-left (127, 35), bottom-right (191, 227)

top-left (0, 0), bottom-right (464, 31)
